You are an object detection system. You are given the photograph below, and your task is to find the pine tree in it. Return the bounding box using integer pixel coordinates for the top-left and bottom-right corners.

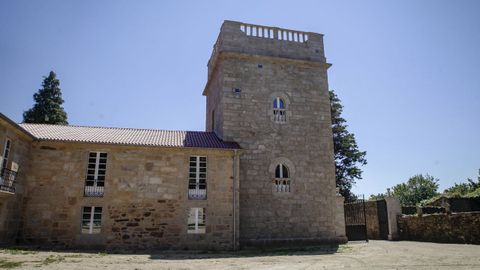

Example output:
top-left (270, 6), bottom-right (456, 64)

top-left (329, 90), bottom-right (367, 200)
top-left (23, 71), bottom-right (68, 124)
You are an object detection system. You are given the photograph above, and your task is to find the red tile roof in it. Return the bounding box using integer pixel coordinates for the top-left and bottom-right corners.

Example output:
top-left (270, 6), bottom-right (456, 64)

top-left (19, 123), bottom-right (240, 150)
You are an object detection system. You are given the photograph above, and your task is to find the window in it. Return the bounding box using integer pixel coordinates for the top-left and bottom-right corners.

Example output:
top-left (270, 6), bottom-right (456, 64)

top-left (275, 164), bottom-right (289, 178)
top-left (187, 207), bottom-right (205, 234)
top-left (274, 164), bottom-right (291, 192)
top-left (84, 152), bottom-right (107, 197)
top-left (1, 139), bottom-right (11, 170)
top-left (188, 156), bottom-right (207, 200)
top-left (0, 138), bottom-right (15, 192)
top-left (273, 97), bottom-right (286, 122)
top-left (81, 206), bottom-right (102, 234)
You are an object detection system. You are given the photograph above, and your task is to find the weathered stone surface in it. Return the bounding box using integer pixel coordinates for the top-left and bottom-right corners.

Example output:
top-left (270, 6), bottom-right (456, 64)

top-left (398, 212), bottom-right (480, 244)
top-left (13, 141), bottom-right (237, 250)
top-left (0, 116), bottom-right (33, 243)
top-left (204, 21), bottom-right (341, 245)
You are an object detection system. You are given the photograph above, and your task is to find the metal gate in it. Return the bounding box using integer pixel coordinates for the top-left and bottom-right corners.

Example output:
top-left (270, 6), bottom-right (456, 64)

top-left (344, 195), bottom-right (368, 241)
top-left (376, 199), bottom-right (389, 240)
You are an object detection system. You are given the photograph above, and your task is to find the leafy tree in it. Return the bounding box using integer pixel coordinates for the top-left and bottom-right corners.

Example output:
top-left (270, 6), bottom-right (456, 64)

top-left (23, 71), bottom-right (68, 124)
top-left (444, 182), bottom-right (474, 196)
top-left (329, 90), bottom-right (367, 200)
top-left (444, 170), bottom-right (480, 197)
top-left (392, 174), bottom-right (439, 206)
top-left (369, 193), bottom-right (385, 201)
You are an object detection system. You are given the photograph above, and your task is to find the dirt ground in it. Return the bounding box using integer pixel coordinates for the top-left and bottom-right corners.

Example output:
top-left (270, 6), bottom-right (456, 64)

top-left (0, 240), bottom-right (479, 269)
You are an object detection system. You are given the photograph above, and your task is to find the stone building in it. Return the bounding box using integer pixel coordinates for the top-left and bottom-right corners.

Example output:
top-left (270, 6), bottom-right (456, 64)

top-left (0, 20), bottom-right (346, 250)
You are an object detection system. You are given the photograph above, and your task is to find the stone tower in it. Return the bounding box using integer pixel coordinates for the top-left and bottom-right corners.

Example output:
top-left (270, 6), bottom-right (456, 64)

top-left (204, 20), bottom-right (344, 246)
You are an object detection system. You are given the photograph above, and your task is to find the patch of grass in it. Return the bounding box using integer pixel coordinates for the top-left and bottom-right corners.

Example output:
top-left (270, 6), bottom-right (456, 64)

top-left (337, 244), bottom-right (353, 253)
top-left (0, 248), bottom-right (38, 255)
top-left (0, 260), bottom-right (22, 269)
top-left (97, 251), bottom-right (109, 256)
top-left (42, 255), bottom-right (65, 265)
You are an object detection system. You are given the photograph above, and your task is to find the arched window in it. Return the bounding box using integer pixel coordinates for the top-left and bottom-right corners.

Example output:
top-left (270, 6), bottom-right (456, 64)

top-left (273, 97), bottom-right (286, 122)
top-left (273, 97), bottom-right (285, 109)
top-left (274, 164), bottom-right (290, 192)
top-left (275, 164), bottom-right (289, 178)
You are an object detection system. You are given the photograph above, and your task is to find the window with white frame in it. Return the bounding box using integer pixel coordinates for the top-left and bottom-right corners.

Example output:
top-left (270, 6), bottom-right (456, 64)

top-left (84, 152), bottom-right (107, 197)
top-left (188, 156), bottom-right (207, 200)
top-left (273, 97), bottom-right (286, 122)
top-left (274, 164), bottom-right (291, 192)
top-left (81, 206), bottom-right (102, 234)
top-left (187, 207), bottom-right (206, 234)
top-left (1, 138), bottom-right (11, 170)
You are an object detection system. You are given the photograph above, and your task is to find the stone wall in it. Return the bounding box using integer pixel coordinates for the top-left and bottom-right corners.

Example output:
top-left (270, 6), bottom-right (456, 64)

top-left (204, 21), bottom-right (341, 245)
top-left (20, 141), bottom-right (238, 250)
top-left (398, 212), bottom-right (480, 244)
top-left (0, 117), bottom-right (32, 244)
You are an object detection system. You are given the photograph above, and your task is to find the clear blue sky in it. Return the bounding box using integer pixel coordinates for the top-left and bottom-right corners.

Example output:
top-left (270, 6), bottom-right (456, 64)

top-left (1, 0), bottom-right (479, 196)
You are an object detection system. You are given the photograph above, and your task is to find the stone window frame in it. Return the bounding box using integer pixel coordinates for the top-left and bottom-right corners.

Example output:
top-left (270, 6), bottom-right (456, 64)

top-left (81, 206), bottom-right (102, 234)
top-left (84, 151), bottom-right (108, 197)
top-left (269, 157), bottom-right (295, 193)
top-left (267, 92), bottom-right (291, 124)
top-left (187, 207), bottom-right (206, 234)
top-left (188, 156), bottom-right (207, 200)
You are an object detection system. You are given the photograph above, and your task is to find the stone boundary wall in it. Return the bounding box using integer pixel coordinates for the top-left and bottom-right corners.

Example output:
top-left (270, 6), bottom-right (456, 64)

top-left (398, 212), bottom-right (480, 244)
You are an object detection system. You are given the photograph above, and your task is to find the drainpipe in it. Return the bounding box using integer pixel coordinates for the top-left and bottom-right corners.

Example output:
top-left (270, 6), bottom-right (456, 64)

top-left (232, 149), bottom-right (239, 251)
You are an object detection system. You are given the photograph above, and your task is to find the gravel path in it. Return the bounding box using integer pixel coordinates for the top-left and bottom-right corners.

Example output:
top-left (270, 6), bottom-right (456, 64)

top-left (1, 240), bottom-right (479, 269)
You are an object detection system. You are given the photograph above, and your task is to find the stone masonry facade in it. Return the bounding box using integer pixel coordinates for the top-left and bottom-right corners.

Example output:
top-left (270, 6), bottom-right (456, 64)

top-left (21, 142), bottom-right (237, 250)
top-left (0, 20), bottom-right (346, 250)
top-left (204, 21), bottom-right (343, 245)
top-left (0, 117), bottom-right (32, 243)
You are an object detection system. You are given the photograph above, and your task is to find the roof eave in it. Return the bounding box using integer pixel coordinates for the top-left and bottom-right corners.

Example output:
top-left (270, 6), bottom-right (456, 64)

top-left (0, 112), bottom-right (37, 140)
top-left (32, 138), bottom-right (241, 151)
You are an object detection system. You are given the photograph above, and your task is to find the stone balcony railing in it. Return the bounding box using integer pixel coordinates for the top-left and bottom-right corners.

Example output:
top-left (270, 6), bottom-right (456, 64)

top-left (188, 184), bottom-right (207, 200)
top-left (273, 110), bottom-right (287, 123)
top-left (0, 168), bottom-right (17, 194)
top-left (274, 179), bottom-right (291, 193)
top-left (239, 23), bottom-right (310, 43)
top-left (84, 185), bottom-right (104, 197)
